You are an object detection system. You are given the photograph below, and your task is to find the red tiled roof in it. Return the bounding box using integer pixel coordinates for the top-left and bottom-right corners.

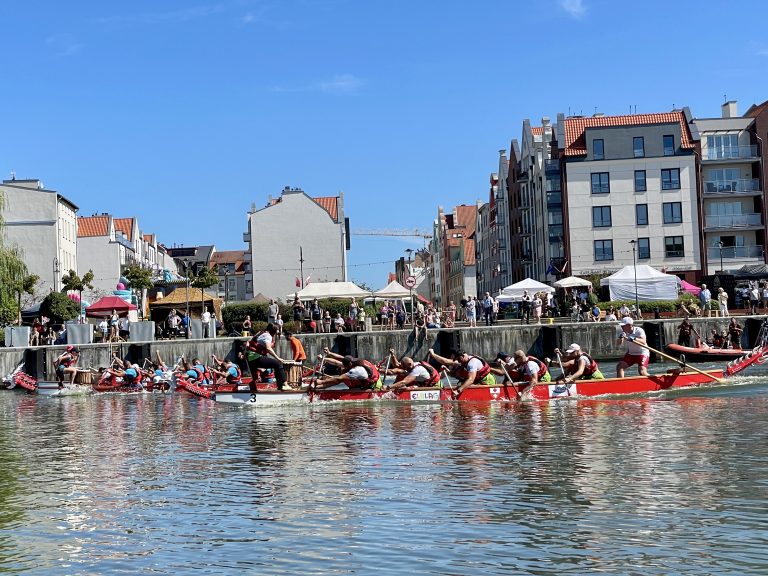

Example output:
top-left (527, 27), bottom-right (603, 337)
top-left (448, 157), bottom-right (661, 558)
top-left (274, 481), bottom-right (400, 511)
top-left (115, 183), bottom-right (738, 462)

top-left (454, 204), bottom-right (477, 237)
top-left (143, 233), bottom-right (155, 244)
top-left (388, 272), bottom-right (397, 283)
top-left (463, 238), bottom-right (476, 266)
top-left (563, 112), bottom-right (695, 156)
top-left (77, 215), bottom-right (109, 237)
top-left (114, 217), bottom-right (134, 241)
top-left (313, 196), bottom-right (338, 222)
top-left (531, 126), bottom-right (544, 135)
top-left (210, 250), bottom-right (247, 274)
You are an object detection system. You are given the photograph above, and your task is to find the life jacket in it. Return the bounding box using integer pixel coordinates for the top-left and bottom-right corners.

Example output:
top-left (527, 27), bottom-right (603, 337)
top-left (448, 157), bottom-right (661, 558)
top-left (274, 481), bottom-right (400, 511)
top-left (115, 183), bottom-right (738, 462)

top-left (679, 323), bottom-right (692, 336)
top-left (249, 332), bottom-right (270, 356)
top-left (360, 360), bottom-right (380, 387)
top-left (418, 361), bottom-right (440, 386)
top-left (454, 356), bottom-right (491, 381)
top-left (712, 333), bottom-right (725, 347)
top-left (124, 367), bottom-right (140, 383)
top-left (575, 353), bottom-right (600, 378)
top-left (521, 356), bottom-right (548, 381)
top-left (226, 364), bottom-right (242, 384)
top-left (191, 364), bottom-right (211, 383)
top-left (58, 353), bottom-right (75, 368)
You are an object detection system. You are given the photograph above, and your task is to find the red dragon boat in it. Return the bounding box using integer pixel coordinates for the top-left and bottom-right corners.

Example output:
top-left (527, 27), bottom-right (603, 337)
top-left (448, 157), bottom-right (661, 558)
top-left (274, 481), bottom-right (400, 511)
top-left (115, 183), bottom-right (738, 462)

top-left (663, 343), bottom-right (744, 362)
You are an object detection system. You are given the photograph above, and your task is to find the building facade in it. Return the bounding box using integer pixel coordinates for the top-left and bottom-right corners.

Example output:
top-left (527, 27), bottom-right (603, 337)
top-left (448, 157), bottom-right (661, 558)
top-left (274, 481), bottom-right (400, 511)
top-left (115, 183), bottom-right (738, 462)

top-left (210, 250), bottom-right (251, 302)
top-left (244, 187), bottom-right (349, 300)
top-left (439, 204), bottom-right (477, 306)
top-left (0, 178), bottom-right (78, 293)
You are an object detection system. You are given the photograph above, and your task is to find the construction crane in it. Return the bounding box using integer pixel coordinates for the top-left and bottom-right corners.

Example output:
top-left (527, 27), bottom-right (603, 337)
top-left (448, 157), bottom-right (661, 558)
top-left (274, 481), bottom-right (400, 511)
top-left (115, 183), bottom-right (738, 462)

top-left (351, 228), bottom-right (433, 239)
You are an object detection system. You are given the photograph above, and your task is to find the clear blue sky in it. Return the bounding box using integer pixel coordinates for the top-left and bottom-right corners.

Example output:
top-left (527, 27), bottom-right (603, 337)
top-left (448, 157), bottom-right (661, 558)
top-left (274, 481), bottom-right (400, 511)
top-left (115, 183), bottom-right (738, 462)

top-left (2, 1), bottom-right (767, 288)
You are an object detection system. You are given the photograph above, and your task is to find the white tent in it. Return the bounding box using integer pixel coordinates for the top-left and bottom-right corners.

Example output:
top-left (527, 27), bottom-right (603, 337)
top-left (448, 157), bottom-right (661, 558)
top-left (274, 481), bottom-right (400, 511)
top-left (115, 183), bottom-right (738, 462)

top-left (553, 275), bottom-right (593, 289)
top-left (600, 265), bottom-right (680, 302)
top-left (288, 281), bottom-right (371, 300)
top-left (500, 278), bottom-right (555, 300)
top-left (373, 280), bottom-right (411, 298)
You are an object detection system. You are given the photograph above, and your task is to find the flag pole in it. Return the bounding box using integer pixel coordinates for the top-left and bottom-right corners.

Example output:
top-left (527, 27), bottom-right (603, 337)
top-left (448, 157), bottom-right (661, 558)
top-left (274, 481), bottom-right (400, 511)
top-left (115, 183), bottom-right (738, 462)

top-left (300, 246), bottom-right (305, 289)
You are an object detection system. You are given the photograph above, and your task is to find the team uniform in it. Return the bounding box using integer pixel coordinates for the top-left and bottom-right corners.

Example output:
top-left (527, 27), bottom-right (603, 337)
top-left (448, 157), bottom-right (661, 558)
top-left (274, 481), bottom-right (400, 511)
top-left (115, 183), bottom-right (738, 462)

top-left (621, 326), bottom-right (650, 369)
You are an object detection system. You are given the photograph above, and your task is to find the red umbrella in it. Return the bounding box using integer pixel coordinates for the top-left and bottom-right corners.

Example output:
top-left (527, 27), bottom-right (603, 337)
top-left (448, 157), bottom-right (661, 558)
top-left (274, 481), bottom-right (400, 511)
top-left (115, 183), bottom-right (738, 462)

top-left (85, 295), bottom-right (137, 318)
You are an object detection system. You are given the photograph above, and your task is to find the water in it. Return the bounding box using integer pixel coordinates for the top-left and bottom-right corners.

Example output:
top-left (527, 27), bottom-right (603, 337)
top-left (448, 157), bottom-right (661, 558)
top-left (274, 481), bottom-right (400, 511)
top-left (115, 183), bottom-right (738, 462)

top-left (1, 376), bottom-right (768, 575)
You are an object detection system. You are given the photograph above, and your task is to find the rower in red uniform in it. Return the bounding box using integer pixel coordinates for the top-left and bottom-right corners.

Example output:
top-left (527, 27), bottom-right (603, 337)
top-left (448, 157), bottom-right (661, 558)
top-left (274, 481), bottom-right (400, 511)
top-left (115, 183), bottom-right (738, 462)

top-left (490, 351), bottom-right (519, 383)
top-left (385, 352), bottom-right (440, 391)
top-left (512, 350), bottom-right (551, 386)
top-left (428, 348), bottom-right (494, 394)
top-left (53, 345), bottom-right (80, 388)
top-left (314, 348), bottom-right (381, 390)
top-left (556, 343), bottom-right (604, 384)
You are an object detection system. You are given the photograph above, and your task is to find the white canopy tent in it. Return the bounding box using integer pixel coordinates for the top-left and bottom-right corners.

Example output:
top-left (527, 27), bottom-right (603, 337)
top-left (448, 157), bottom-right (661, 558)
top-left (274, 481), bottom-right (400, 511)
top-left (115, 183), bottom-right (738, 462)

top-left (499, 278), bottom-right (555, 301)
top-left (373, 280), bottom-right (411, 299)
top-left (600, 265), bottom-right (680, 302)
top-left (553, 276), bottom-right (593, 289)
top-left (288, 281), bottom-right (371, 301)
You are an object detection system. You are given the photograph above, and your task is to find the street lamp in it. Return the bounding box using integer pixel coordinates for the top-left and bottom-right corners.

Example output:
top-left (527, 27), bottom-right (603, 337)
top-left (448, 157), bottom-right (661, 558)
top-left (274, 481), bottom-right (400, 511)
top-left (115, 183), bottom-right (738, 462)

top-left (717, 241), bottom-right (724, 274)
top-left (629, 240), bottom-right (639, 315)
top-left (405, 248), bottom-right (414, 326)
top-left (53, 257), bottom-right (60, 292)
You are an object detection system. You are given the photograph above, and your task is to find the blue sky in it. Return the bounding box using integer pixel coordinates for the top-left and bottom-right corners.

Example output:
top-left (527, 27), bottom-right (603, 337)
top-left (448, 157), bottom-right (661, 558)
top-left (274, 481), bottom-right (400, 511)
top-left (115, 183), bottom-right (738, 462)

top-left (2, 0), bottom-right (768, 288)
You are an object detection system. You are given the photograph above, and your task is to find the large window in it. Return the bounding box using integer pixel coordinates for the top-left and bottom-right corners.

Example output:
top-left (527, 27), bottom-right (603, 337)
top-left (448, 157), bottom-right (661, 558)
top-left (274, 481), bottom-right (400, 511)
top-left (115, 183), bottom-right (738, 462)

top-left (594, 240), bottom-right (613, 261)
top-left (592, 206), bottom-right (612, 228)
top-left (661, 168), bottom-right (681, 190)
top-left (637, 237), bottom-right (650, 259)
top-left (634, 170), bottom-right (647, 192)
top-left (591, 172), bottom-right (610, 194)
top-left (663, 135), bottom-right (675, 156)
top-left (593, 139), bottom-right (604, 160)
top-left (665, 236), bottom-right (684, 257)
top-left (636, 204), bottom-right (648, 225)
top-left (663, 202), bottom-right (683, 224)
top-left (633, 136), bottom-right (645, 158)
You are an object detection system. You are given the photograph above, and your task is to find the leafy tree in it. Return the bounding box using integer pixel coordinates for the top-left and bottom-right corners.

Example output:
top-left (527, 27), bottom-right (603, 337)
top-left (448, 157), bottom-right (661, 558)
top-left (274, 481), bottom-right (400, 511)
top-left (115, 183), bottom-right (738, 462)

top-left (40, 292), bottom-right (79, 324)
top-left (191, 265), bottom-right (219, 316)
top-left (0, 217), bottom-right (29, 325)
top-left (122, 264), bottom-right (155, 318)
top-left (61, 269), bottom-right (94, 305)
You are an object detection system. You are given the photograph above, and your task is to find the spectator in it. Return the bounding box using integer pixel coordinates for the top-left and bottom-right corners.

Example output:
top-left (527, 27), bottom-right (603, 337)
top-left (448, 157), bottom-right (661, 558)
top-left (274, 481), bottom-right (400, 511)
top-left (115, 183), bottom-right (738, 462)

top-left (119, 315), bottom-right (130, 339)
top-left (699, 283), bottom-right (712, 318)
top-left (333, 313), bottom-right (345, 333)
top-left (267, 299), bottom-right (279, 326)
top-left (718, 287), bottom-right (729, 317)
top-left (533, 293), bottom-right (543, 324)
top-left (750, 284), bottom-right (760, 315)
top-left (483, 292), bottom-right (494, 326)
top-left (242, 315), bottom-right (252, 336)
top-left (276, 314), bottom-right (283, 336)
top-left (520, 290), bottom-right (532, 324)
top-left (292, 295), bottom-right (305, 333)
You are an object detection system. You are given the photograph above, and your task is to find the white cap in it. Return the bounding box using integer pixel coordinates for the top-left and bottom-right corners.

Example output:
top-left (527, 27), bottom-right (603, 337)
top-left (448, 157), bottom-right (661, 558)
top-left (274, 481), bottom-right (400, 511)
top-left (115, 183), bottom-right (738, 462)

top-left (620, 317), bottom-right (634, 326)
top-left (565, 343), bottom-right (581, 354)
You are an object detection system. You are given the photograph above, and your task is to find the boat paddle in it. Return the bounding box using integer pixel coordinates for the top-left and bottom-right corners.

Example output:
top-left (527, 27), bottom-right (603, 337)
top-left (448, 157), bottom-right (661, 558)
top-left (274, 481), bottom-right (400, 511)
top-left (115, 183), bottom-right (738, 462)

top-left (440, 367), bottom-right (457, 398)
top-left (631, 339), bottom-right (725, 384)
top-left (555, 351), bottom-right (573, 397)
top-left (498, 362), bottom-right (521, 400)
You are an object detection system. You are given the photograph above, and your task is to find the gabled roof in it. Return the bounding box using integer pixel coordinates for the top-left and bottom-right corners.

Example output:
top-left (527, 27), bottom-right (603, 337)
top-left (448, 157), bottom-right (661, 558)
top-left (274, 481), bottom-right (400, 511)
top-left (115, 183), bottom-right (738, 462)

top-left (114, 217), bottom-right (135, 241)
top-left (463, 238), bottom-right (476, 266)
top-left (143, 233), bottom-right (155, 244)
top-left (530, 126), bottom-right (544, 135)
top-left (313, 196), bottom-right (339, 222)
top-left (745, 100), bottom-right (768, 118)
top-left (210, 250), bottom-right (247, 274)
top-left (78, 215), bottom-right (110, 238)
top-left (563, 112), bottom-right (695, 156)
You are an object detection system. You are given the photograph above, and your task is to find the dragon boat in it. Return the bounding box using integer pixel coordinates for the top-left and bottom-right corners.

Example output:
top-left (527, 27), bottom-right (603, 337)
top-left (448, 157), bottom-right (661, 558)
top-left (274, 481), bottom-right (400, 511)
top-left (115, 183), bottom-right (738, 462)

top-left (663, 343), bottom-right (745, 362)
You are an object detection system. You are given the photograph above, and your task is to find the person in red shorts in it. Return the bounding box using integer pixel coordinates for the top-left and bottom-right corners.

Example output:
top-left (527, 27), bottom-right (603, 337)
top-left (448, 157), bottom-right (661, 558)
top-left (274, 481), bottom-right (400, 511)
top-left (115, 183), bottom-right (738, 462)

top-left (616, 316), bottom-right (649, 377)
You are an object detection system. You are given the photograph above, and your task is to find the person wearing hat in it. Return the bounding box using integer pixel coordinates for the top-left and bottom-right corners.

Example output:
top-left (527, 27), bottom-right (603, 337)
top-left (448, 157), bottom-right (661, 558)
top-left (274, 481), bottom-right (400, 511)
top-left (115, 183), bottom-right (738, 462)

top-left (490, 352), bottom-right (519, 383)
top-left (616, 317), bottom-right (649, 377)
top-left (53, 345), bottom-right (80, 388)
top-left (428, 348), bottom-right (494, 393)
top-left (556, 344), bottom-right (604, 383)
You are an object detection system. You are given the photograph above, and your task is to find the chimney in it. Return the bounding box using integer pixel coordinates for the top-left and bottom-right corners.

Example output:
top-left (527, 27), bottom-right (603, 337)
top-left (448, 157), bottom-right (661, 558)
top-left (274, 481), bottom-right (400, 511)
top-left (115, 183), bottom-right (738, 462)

top-left (722, 100), bottom-right (738, 118)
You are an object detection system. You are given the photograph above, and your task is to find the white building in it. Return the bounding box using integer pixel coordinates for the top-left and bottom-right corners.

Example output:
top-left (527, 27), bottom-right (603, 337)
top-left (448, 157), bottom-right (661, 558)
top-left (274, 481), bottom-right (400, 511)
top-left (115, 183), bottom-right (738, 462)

top-left (0, 178), bottom-right (78, 293)
top-left (244, 187), bottom-right (349, 299)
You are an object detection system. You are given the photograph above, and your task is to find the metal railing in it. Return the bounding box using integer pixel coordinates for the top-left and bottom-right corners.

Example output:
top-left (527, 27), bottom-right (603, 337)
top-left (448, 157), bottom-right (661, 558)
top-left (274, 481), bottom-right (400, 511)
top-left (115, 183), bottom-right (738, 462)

top-left (704, 213), bottom-right (762, 228)
top-left (703, 145), bottom-right (759, 161)
top-left (706, 245), bottom-right (764, 259)
top-left (703, 179), bottom-right (761, 194)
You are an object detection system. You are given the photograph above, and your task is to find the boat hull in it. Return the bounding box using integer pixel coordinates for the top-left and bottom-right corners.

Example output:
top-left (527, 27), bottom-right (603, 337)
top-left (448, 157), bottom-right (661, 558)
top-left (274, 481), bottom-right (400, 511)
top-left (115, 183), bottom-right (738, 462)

top-left (212, 389), bottom-right (309, 405)
top-left (36, 381), bottom-right (93, 397)
top-left (664, 344), bottom-right (744, 362)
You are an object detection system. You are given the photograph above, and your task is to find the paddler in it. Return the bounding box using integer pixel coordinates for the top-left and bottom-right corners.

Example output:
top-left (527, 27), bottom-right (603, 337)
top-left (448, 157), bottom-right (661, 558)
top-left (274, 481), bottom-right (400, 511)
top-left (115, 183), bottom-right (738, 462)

top-left (384, 352), bottom-right (440, 391)
top-left (53, 345), bottom-right (80, 388)
top-left (313, 348), bottom-right (381, 390)
top-left (211, 354), bottom-right (243, 388)
top-left (246, 324), bottom-right (288, 390)
top-left (616, 317), bottom-right (649, 377)
top-left (108, 353), bottom-right (144, 386)
top-left (427, 348), bottom-right (495, 394)
top-left (555, 343), bottom-right (604, 383)
top-left (181, 356), bottom-right (212, 386)
top-left (490, 352), bottom-right (519, 383)
top-left (511, 350), bottom-right (552, 386)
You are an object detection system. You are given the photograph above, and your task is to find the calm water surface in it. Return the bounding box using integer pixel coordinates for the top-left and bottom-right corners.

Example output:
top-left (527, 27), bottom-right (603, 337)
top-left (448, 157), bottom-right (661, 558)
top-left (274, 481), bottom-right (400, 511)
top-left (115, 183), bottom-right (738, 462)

top-left (1, 375), bottom-right (768, 575)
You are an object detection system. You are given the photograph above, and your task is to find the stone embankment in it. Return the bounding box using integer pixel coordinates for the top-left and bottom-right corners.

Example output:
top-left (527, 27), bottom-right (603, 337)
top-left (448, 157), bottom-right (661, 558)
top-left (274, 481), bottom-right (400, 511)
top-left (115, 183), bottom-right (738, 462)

top-left (1, 316), bottom-right (763, 378)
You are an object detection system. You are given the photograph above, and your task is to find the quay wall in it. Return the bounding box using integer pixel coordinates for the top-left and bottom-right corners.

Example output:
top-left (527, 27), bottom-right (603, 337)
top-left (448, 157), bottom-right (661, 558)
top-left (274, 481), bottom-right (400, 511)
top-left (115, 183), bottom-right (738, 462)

top-left (1, 317), bottom-right (763, 378)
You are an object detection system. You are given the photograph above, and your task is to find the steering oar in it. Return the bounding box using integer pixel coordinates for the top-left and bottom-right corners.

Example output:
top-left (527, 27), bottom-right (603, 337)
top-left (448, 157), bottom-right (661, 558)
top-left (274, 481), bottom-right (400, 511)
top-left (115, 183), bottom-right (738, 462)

top-left (632, 339), bottom-right (725, 384)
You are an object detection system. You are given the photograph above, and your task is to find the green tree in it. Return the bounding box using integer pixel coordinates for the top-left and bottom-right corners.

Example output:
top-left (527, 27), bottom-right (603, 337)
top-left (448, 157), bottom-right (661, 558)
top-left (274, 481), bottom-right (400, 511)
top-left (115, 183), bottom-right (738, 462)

top-left (122, 264), bottom-right (155, 319)
top-left (61, 269), bottom-right (95, 306)
top-left (40, 292), bottom-right (79, 324)
top-left (191, 265), bottom-right (219, 317)
top-left (9, 273), bottom-right (39, 324)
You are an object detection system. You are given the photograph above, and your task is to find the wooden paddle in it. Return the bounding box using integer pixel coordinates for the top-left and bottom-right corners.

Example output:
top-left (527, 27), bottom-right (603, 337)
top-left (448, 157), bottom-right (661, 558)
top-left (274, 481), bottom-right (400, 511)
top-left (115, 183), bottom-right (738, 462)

top-left (631, 339), bottom-right (725, 384)
top-left (440, 367), bottom-right (457, 398)
top-left (498, 362), bottom-right (521, 400)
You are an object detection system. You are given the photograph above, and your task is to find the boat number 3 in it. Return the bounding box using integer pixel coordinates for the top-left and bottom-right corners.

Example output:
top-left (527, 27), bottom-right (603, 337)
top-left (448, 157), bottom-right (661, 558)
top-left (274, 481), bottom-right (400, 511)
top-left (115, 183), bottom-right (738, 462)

top-left (250, 394), bottom-right (257, 403)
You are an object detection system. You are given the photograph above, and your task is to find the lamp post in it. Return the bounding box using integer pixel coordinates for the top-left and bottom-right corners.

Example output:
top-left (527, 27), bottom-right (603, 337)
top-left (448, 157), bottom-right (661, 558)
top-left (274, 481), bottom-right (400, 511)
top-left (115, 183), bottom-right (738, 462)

top-left (52, 257), bottom-right (60, 292)
top-left (629, 240), bottom-right (639, 315)
top-left (717, 241), bottom-right (724, 274)
top-left (405, 248), bottom-right (414, 326)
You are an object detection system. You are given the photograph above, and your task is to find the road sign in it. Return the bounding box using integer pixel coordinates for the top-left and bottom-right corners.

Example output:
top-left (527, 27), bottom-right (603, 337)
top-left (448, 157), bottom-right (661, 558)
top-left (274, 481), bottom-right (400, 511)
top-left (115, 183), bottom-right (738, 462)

top-left (404, 276), bottom-right (417, 288)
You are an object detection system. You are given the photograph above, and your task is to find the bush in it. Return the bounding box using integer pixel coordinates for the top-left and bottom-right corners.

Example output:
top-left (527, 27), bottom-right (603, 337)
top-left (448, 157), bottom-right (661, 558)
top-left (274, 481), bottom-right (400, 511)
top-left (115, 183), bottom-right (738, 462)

top-left (222, 299), bottom-right (374, 331)
top-left (40, 292), bottom-right (79, 323)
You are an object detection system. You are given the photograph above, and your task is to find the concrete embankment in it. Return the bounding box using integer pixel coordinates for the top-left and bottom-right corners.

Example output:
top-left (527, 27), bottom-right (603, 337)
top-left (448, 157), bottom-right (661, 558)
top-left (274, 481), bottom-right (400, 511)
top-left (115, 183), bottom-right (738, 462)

top-left (1, 316), bottom-right (763, 378)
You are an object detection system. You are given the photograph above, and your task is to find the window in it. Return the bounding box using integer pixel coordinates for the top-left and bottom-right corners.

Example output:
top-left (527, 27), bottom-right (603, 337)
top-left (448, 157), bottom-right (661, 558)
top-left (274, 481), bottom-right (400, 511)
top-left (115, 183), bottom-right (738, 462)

top-left (637, 237), bottom-right (650, 259)
top-left (591, 172), bottom-right (610, 194)
top-left (661, 168), bottom-right (680, 190)
top-left (592, 206), bottom-right (612, 228)
top-left (594, 240), bottom-right (613, 261)
top-left (663, 135), bottom-right (675, 156)
top-left (665, 236), bottom-right (684, 257)
top-left (663, 202), bottom-right (683, 224)
top-left (633, 136), bottom-right (645, 158)
top-left (634, 170), bottom-right (647, 192)
top-left (636, 204), bottom-right (648, 225)
top-left (593, 139), bottom-right (604, 160)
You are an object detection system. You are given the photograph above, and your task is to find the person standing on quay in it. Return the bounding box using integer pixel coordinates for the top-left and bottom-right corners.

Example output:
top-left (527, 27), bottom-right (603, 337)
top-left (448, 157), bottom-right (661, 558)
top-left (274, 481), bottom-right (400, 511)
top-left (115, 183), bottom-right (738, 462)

top-left (699, 283), bottom-right (712, 317)
top-left (718, 287), bottom-right (729, 317)
top-left (483, 292), bottom-right (494, 326)
top-left (520, 290), bottom-right (532, 324)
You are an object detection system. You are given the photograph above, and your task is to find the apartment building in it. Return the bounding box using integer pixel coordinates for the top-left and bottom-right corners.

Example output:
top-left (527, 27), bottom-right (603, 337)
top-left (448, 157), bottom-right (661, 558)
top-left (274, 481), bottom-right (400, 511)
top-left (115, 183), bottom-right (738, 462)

top-left (210, 250), bottom-right (251, 302)
top-left (437, 204), bottom-right (477, 306)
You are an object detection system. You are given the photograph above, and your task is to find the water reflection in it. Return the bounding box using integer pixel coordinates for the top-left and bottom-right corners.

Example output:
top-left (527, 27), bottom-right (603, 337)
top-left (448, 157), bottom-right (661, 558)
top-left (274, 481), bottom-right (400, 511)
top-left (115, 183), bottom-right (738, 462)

top-left (0, 385), bottom-right (766, 574)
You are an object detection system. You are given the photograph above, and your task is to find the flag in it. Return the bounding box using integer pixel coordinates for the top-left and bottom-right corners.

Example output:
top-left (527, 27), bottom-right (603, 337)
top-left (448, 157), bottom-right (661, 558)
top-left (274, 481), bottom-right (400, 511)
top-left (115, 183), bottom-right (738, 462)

top-left (546, 264), bottom-right (555, 275)
top-left (305, 274), bottom-right (312, 285)
top-left (295, 277), bottom-right (301, 288)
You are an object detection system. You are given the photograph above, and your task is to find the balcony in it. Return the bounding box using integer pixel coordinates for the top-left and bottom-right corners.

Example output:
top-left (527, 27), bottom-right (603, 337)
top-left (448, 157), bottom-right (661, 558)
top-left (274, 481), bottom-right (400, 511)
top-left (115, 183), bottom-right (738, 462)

top-left (546, 191), bottom-right (562, 208)
top-left (707, 245), bottom-right (764, 260)
top-left (703, 145), bottom-right (759, 161)
top-left (703, 179), bottom-right (761, 195)
top-left (704, 213), bottom-right (762, 229)
top-left (545, 160), bottom-right (560, 174)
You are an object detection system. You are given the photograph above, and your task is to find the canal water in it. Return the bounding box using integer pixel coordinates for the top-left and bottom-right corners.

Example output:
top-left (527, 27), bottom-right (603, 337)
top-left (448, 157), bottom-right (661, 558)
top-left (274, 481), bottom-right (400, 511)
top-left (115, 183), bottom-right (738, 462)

top-left (1, 374), bottom-right (767, 575)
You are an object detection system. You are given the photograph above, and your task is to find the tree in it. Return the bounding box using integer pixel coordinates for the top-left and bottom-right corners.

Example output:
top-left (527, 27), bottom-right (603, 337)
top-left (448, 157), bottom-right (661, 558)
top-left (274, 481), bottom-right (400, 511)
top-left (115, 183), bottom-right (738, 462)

top-left (40, 292), bottom-right (79, 324)
top-left (191, 265), bottom-right (219, 317)
top-left (9, 274), bottom-right (39, 324)
top-left (61, 269), bottom-right (94, 306)
top-left (122, 264), bottom-right (155, 319)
